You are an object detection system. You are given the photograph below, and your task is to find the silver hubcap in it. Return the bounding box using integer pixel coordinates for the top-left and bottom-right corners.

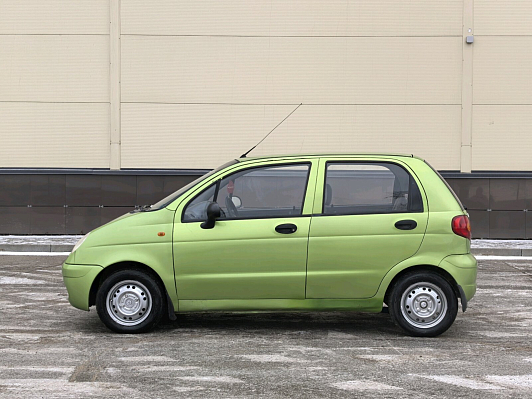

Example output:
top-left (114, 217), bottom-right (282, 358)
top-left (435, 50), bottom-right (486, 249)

top-left (400, 282), bottom-right (447, 329)
top-left (106, 280), bottom-right (152, 326)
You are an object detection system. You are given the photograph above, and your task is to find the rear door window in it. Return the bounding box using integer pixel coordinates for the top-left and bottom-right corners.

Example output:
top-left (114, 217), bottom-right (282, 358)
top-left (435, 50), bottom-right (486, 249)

top-left (323, 162), bottom-right (423, 215)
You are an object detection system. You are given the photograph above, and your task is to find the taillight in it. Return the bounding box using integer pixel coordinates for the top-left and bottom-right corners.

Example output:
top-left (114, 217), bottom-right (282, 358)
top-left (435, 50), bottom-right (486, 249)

top-left (452, 215), bottom-right (471, 240)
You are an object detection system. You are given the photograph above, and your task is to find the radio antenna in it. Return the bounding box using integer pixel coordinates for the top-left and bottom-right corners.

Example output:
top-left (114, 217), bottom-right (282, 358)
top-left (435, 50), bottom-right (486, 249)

top-left (240, 103), bottom-right (302, 158)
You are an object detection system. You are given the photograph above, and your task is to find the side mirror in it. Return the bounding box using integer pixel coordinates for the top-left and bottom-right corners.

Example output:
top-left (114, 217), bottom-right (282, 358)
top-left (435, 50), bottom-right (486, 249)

top-left (200, 202), bottom-right (221, 229)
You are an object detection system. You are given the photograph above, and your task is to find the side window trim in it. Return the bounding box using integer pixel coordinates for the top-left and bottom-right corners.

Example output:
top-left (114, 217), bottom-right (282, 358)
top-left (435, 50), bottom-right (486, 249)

top-left (213, 179), bottom-right (221, 203)
top-left (320, 160), bottom-right (424, 216)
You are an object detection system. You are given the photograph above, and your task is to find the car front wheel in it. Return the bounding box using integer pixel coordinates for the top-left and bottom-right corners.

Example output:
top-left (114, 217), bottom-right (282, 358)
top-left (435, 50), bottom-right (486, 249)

top-left (389, 272), bottom-right (458, 337)
top-left (96, 270), bottom-right (164, 333)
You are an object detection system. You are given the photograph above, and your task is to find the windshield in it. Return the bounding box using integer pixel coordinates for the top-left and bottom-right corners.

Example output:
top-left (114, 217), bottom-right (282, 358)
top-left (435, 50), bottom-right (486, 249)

top-left (150, 159), bottom-right (239, 210)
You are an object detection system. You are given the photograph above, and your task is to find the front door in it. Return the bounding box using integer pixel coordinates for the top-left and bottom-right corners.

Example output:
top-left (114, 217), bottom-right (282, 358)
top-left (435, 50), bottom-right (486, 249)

top-left (306, 159), bottom-right (428, 299)
top-left (173, 161), bottom-right (315, 300)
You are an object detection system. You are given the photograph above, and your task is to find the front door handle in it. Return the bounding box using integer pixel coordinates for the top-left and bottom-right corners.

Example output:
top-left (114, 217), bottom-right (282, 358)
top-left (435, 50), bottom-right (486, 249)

top-left (275, 223), bottom-right (297, 234)
top-left (394, 219), bottom-right (417, 230)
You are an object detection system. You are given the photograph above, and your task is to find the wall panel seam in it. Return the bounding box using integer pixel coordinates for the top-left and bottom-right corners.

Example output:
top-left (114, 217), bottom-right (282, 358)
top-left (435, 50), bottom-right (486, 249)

top-left (110, 0), bottom-right (121, 170)
top-left (0, 101), bottom-right (110, 104)
top-left (119, 102), bottom-right (462, 106)
top-left (0, 34), bottom-right (109, 36)
top-left (120, 34), bottom-right (463, 38)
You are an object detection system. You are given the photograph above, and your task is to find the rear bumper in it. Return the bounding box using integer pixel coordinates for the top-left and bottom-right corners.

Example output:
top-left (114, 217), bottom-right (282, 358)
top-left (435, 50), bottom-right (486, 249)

top-left (62, 263), bottom-right (102, 311)
top-left (439, 253), bottom-right (477, 303)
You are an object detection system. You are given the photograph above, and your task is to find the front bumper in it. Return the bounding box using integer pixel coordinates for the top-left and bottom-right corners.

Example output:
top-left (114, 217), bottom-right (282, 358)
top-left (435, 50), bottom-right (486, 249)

top-left (62, 263), bottom-right (103, 311)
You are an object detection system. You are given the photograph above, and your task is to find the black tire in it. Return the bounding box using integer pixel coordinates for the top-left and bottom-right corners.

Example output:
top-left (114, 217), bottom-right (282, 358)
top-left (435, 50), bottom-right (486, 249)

top-left (389, 272), bottom-right (458, 337)
top-left (96, 269), bottom-right (165, 333)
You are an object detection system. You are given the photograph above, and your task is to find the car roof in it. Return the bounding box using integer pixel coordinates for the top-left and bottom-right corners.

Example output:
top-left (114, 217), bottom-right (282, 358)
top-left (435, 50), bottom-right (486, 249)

top-left (237, 153), bottom-right (423, 163)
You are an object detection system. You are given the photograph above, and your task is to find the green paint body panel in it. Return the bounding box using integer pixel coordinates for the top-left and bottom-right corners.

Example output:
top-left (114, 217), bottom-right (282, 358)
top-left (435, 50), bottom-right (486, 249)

top-left (62, 153), bottom-right (477, 317)
top-left (173, 217), bottom-right (311, 299)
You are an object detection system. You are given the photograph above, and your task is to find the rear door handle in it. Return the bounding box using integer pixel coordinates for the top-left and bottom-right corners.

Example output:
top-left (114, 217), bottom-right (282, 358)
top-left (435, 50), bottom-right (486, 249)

top-left (275, 223), bottom-right (297, 234)
top-left (394, 219), bottom-right (417, 230)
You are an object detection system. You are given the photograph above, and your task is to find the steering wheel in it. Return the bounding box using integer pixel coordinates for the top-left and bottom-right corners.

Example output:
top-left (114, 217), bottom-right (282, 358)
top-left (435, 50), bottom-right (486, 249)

top-left (225, 195), bottom-right (239, 218)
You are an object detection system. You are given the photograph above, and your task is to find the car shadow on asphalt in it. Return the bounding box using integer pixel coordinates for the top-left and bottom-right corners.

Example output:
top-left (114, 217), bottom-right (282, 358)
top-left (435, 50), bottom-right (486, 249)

top-left (155, 311), bottom-right (402, 336)
top-left (73, 310), bottom-right (403, 335)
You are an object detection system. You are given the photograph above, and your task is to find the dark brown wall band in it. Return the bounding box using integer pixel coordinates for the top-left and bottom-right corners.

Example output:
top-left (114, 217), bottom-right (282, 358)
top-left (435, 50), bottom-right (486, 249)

top-left (0, 170), bottom-right (531, 238)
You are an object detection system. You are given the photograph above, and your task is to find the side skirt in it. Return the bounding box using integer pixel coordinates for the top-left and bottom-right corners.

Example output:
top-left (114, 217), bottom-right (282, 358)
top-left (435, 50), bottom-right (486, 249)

top-left (177, 298), bottom-right (383, 313)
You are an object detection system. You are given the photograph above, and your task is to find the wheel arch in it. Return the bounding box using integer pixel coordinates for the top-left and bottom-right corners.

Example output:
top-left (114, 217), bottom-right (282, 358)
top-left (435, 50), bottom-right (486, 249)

top-left (89, 261), bottom-right (170, 310)
top-left (383, 265), bottom-right (461, 306)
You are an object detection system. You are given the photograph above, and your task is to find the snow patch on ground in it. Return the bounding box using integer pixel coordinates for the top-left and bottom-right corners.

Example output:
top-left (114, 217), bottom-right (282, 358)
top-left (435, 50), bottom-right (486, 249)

top-left (118, 356), bottom-right (177, 362)
top-left (474, 331), bottom-right (527, 338)
top-left (176, 376), bottom-right (244, 384)
top-left (238, 354), bottom-right (309, 363)
top-left (173, 386), bottom-right (205, 392)
top-left (485, 375), bottom-right (532, 389)
top-left (130, 366), bottom-right (200, 372)
top-left (413, 375), bottom-right (503, 390)
top-left (0, 379), bottom-right (137, 395)
top-left (331, 380), bottom-right (401, 391)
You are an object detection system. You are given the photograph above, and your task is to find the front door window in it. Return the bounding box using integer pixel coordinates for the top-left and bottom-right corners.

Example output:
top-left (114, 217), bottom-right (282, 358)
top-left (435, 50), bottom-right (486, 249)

top-left (183, 164), bottom-right (310, 221)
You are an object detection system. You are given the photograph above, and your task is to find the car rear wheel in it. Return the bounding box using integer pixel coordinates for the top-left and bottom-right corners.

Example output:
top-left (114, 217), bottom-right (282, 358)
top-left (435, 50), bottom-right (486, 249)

top-left (96, 270), bottom-right (164, 333)
top-left (389, 272), bottom-right (458, 337)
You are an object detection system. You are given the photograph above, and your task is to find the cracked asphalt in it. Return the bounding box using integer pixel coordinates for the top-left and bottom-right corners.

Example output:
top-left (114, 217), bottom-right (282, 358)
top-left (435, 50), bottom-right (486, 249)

top-left (0, 254), bottom-right (531, 398)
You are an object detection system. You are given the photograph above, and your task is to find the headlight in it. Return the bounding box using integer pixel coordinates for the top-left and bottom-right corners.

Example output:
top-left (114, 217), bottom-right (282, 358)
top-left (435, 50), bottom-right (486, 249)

top-left (72, 233), bottom-right (90, 253)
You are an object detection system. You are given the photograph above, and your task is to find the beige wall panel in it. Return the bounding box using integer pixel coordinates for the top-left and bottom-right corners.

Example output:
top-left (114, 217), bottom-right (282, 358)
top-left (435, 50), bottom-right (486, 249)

top-left (0, 103), bottom-right (110, 168)
top-left (122, 104), bottom-right (460, 170)
top-left (472, 106), bottom-right (532, 171)
top-left (122, 36), bottom-right (461, 105)
top-left (475, 0), bottom-right (532, 35)
top-left (0, 36), bottom-right (109, 102)
top-left (0, 0), bottom-right (109, 34)
top-left (473, 37), bottom-right (532, 105)
top-left (122, 0), bottom-right (462, 36)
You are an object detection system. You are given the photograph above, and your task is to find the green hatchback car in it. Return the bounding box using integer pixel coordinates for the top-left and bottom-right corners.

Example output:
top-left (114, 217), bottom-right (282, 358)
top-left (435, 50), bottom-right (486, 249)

top-left (63, 154), bottom-right (476, 337)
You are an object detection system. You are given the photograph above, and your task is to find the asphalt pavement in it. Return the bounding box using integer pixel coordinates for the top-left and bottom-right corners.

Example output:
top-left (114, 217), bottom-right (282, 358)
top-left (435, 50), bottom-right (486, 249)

top-left (0, 254), bottom-right (531, 398)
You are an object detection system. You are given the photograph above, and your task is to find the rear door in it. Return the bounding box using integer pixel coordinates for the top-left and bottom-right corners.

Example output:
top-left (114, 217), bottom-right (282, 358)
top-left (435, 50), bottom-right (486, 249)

top-left (306, 158), bottom-right (428, 299)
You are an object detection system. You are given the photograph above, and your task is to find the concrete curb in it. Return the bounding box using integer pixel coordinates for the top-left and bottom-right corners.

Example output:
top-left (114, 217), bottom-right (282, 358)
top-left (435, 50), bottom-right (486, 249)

top-left (0, 244), bottom-right (74, 253)
top-left (0, 243), bottom-right (531, 256)
top-left (471, 248), bottom-right (532, 256)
